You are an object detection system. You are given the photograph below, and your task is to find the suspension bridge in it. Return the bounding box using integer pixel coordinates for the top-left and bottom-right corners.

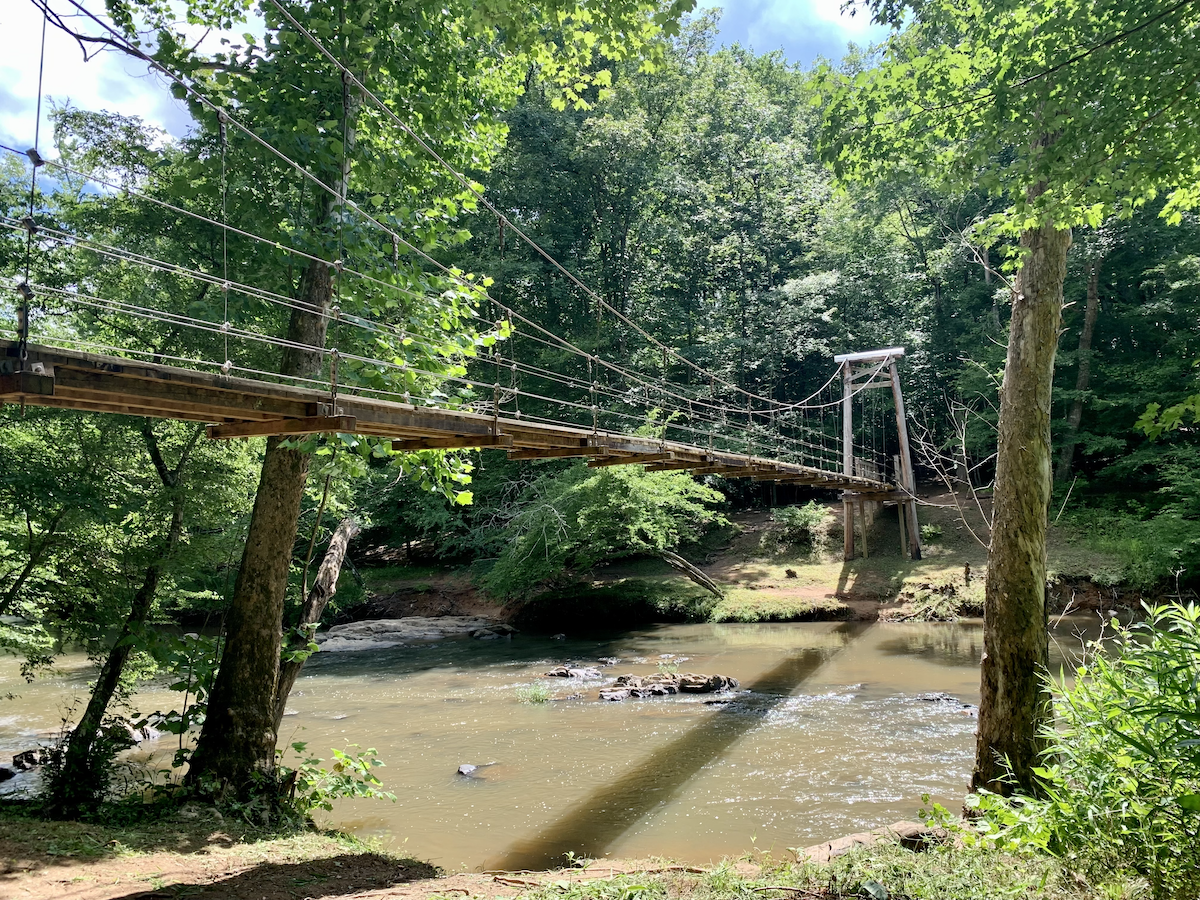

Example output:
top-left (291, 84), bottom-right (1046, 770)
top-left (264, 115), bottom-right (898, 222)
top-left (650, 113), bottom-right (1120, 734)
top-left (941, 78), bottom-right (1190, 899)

top-left (2, 0), bottom-right (922, 561)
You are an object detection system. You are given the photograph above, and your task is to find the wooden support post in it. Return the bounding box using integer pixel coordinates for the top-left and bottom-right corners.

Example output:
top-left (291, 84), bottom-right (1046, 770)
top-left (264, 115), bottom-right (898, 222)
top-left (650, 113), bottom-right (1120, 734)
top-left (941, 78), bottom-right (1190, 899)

top-left (889, 360), bottom-right (922, 560)
top-left (843, 498), bottom-right (855, 560)
top-left (842, 361), bottom-right (854, 480)
top-left (858, 499), bottom-right (868, 559)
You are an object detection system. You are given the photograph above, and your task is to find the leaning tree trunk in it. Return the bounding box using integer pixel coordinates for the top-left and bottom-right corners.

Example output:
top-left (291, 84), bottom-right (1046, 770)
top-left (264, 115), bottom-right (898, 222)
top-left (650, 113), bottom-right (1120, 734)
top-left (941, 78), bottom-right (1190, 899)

top-left (971, 214), bottom-right (1072, 796)
top-left (186, 260), bottom-right (333, 793)
top-left (273, 517), bottom-right (360, 732)
top-left (1055, 257), bottom-right (1101, 484)
top-left (54, 422), bottom-right (196, 816)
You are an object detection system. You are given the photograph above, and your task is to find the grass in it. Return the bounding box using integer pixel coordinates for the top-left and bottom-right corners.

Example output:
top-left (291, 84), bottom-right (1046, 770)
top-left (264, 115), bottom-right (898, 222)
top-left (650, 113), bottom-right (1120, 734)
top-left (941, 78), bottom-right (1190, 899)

top-left (512, 843), bottom-right (1129, 900)
top-left (0, 801), bottom-right (375, 861)
top-left (516, 682), bottom-right (551, 704)
top-left (710, 592), bottom-right (851, 623)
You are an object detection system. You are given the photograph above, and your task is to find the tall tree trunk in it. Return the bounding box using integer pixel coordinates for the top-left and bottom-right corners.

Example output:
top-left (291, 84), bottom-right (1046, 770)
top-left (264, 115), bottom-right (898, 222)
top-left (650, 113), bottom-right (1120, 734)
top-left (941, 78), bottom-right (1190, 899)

top-left (972, 215), bottom-right (1071, 795)
top-left (273, 517), bottom-right (360, 732)
top-left (186, 261), bottom-right (333, 792)
top-left (53, 422), bottom-right (197, 815)
top-left (1055, 258), bottom-right (1101, 483)
top-left (189, 70), bottom-right (361, 792)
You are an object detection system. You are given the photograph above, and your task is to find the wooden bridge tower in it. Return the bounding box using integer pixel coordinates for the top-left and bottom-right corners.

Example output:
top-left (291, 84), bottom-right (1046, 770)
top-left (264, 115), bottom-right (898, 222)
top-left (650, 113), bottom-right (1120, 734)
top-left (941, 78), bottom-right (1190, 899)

top-left (835, 347), bottom-right (922, 561)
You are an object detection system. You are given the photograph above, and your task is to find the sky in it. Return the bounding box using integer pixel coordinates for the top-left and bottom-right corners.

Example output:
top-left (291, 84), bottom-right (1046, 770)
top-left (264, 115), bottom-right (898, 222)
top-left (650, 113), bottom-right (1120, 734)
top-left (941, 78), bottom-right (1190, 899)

top-left (0, 0), bottom-right (887, 154)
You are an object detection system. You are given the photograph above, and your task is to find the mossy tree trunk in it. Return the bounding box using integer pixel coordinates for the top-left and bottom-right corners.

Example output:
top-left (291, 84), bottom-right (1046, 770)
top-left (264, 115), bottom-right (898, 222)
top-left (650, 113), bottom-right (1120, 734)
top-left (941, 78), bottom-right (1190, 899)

top-left (972, 210), bottom-right (1071, 795)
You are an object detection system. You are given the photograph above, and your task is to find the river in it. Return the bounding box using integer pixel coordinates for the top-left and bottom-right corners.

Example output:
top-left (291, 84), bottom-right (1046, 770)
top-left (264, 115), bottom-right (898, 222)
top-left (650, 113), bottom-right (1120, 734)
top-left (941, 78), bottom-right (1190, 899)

top-left (0, 618), bottom-right (1100, 870)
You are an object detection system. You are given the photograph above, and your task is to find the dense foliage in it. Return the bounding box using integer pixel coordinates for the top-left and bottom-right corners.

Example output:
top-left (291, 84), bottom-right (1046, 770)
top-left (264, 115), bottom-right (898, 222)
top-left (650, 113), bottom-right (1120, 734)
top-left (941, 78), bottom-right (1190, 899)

top-left (970, 604), bottom-right (1200, 900)
top-left (1, 0), bottom-right (1199, 847)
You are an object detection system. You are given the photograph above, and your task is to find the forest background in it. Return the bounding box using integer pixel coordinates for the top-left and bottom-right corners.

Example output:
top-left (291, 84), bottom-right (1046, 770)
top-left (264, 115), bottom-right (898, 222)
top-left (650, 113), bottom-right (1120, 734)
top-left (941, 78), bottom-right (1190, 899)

top-left (1, 0), bottom-right (1199, 816)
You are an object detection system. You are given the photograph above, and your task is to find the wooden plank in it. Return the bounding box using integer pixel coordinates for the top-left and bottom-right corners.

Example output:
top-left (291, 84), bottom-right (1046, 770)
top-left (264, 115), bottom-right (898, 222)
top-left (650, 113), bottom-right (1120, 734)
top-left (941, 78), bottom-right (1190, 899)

top-left (587, 452), bottom-right (673, 468)
top-left (0, 372), bottom-right (55, 397)
top-left (507, 447), bottom-right (602, 460)
top-left (391, 435), bottom-right (513, 451)
top-left (55, 368), bottom-right (312, 420)
top-left (206, 416), bottom-right (357, 439)
top-left (2, 393), bottom-right (235, 422)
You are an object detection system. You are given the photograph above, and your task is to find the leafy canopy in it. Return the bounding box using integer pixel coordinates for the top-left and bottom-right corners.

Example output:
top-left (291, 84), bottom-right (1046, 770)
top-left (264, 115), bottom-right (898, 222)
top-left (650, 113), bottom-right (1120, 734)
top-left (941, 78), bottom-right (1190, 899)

top-left (818, 0), bottom-right (1200, 235)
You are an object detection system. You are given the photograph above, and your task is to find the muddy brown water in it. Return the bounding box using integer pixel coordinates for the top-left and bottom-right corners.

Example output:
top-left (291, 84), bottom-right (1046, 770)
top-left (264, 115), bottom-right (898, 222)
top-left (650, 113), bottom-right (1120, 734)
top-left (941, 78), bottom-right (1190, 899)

top-left (0, 618), bottom-right (1103, 870)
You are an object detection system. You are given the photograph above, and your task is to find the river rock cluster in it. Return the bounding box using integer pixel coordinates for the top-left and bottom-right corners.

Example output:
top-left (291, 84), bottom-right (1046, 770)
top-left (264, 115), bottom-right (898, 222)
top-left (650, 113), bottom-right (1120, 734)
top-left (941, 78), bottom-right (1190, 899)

top-left (544, 665), bottom-right (603, 678)
top-left (598, 672), bottom-right (738, 701)
top-left (317, 616), bottom-right (516, 651)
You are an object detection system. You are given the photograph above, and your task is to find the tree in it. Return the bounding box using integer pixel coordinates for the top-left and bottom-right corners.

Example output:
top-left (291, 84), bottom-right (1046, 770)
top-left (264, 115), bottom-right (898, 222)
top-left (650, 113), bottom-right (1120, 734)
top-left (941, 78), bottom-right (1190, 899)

top-left (69, 0), bottom-right (697, 797)
top-left (818, 0), bottom-right (1200, 793)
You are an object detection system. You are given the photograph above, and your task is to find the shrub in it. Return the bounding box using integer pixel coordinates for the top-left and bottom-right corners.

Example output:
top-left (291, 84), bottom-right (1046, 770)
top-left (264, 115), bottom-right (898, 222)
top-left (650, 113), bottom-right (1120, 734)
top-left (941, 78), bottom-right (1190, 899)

top-left (971, 603), bottom-right (1200, 900)
top-left (483, 464), bottom-right (726, 599)
top-left (920, 523), bottom-right (944, 543)
top-left (769, 501), bottom-right (831, 551)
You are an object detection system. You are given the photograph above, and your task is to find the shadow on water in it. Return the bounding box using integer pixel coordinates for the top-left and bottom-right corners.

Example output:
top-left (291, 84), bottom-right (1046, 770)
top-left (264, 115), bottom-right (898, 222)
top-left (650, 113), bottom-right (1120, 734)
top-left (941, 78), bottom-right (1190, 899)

top-left (485, 621), bottom-right (869, 871)
top-left (303, 626), bottom-right (684, 681)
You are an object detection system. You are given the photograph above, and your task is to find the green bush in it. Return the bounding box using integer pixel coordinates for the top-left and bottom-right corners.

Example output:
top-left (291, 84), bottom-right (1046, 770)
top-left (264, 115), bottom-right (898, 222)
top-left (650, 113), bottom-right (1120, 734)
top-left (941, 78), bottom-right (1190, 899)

top-left (920, 523), bottom-right (944, 543)
top-left (769, 501), bottom-right (831, 550)
top-left (971, 603), bottom-right (1200, 900)
top-left (483, 464), bottom-right (726, 599)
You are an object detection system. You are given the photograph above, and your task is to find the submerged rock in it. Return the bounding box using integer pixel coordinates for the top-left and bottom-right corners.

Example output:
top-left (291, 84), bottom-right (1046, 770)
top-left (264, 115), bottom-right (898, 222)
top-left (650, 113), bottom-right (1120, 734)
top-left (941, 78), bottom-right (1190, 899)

top-left (457, 762), bottom-right (497, 778)
top-left (317, 616), bottom-right (510, 652)
top-left (917, 692), bottom-right (977, 715)
top-left (544, 665), bottom-right (603, 679)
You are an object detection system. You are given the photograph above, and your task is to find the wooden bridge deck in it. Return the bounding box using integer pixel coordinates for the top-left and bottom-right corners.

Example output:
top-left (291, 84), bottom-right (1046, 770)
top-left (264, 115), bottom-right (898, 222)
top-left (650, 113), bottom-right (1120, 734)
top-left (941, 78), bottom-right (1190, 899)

top-left (0, 341), bottom-right (889, 490)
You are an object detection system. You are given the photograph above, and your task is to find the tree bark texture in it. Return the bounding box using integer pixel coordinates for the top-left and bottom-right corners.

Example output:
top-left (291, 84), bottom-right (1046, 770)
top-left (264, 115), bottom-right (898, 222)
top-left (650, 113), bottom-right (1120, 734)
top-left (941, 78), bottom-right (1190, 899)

top-left (186, 261), bottom-right (333, 792)
top-left (1055, 258), bottom-right (1101, 483)
top-left (273, 517), bottom-right (360, 732)
top-left (972, 219), bottom-right (1071, 795)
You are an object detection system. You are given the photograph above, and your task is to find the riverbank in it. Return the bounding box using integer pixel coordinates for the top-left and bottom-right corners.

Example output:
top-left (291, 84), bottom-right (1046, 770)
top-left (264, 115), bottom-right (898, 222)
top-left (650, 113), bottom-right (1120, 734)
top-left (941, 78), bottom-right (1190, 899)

top-left (347, 493), bottom-right (1151, 631)
top-left (0, 809), bottom-right (1114, 900)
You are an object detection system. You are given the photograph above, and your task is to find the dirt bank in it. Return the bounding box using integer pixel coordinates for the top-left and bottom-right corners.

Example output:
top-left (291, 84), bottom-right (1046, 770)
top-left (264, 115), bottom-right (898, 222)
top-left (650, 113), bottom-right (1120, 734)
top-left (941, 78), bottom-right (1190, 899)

top-left (344, 495), bottom-right (1156, 630)
top-left (2, 812), bottom-right (946, 900)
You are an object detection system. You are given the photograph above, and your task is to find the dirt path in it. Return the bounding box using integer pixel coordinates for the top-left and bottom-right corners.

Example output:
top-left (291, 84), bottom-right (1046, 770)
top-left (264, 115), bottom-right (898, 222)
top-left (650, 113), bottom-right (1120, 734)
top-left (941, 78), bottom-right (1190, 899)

top-left (1, 828), bottom-right (760, 900)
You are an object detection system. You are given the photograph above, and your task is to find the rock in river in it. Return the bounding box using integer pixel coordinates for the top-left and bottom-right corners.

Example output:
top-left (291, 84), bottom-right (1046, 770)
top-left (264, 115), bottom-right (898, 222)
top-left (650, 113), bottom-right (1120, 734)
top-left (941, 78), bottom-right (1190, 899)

top-left (544, 665), bottom-right (603, 679)
top-left (599, 672), bottom-right (738, 701)
top-left (12, 747), bottom-right (52, 770)
top-left (317, 616), bottom-right (513, 652)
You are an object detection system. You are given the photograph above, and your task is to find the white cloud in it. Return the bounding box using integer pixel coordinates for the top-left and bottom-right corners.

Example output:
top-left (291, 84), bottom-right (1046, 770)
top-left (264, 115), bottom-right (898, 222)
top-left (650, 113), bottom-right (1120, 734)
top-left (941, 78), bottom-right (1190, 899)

top-left (693, 0), bottom-right (887, 64)
top-left (806, 0), bottom-right (880, 35)
top-left (0, 0), bottom-right (257, 156)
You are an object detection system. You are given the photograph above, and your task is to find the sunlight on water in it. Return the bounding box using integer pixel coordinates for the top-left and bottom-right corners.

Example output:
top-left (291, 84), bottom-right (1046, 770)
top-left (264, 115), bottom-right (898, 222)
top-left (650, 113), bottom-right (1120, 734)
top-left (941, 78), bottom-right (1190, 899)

top-left (0, 617), bottom-right (1103, 870)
